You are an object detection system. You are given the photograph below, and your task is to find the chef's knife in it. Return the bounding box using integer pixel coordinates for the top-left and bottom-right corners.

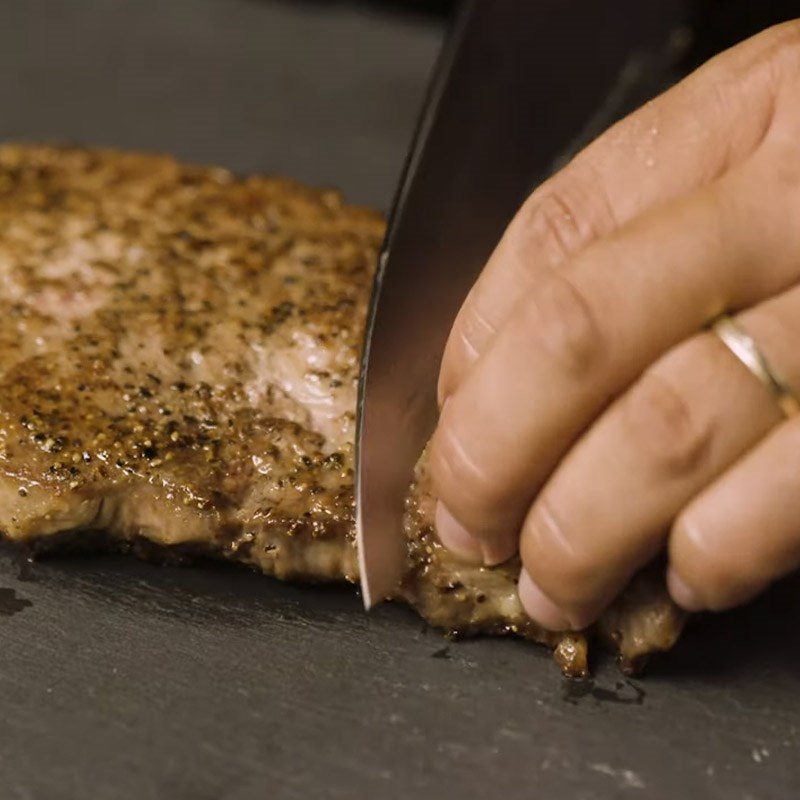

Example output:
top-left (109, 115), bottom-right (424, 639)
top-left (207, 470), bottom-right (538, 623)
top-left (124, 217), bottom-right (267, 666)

top-left (355, 0), bottom-right (690, 608)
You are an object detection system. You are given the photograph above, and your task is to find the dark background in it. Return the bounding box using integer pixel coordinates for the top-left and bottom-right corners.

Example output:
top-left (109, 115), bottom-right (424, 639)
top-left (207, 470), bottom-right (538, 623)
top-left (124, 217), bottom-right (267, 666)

top-left (0, 2), bottom-right (799, 799)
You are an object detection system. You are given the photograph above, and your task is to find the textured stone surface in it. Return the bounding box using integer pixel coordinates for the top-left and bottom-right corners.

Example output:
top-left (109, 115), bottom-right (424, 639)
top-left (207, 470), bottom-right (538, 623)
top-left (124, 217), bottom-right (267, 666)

top-left (0, 2), bottom-right (798, 798)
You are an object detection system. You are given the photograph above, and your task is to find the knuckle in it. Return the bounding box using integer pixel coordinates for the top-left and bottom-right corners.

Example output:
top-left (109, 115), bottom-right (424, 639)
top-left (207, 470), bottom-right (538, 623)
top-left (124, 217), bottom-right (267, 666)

top-left (456, 301), bottom-right (497, 359)
top-left (623, 369), bottom-right (713, 477)
top-left (438, 323), bottom-right (481, 403)
top-left (428, 422), bottom-right (504, 521)
top-left (690, 22), bottom-right (800, 158)
top-left (760, 20), bottom-right (800, 69)
top-left (700, 71), bottom-right (743, 125)
top-left (714, 20), bottom-right (800, 88)
top-left (514, 165), bottom-right (617, 268)
top-left (521, 271), bottom-right (604, 378)
top-left (524, 188), bottom-right (586, 264)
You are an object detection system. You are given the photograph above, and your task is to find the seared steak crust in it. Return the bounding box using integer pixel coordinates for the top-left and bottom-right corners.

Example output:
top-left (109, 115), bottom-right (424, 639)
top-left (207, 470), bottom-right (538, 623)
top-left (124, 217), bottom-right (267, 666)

top-left (0, 144), bottom-right (378, 583)
top-left (0, 145), bottom-right (684, 675)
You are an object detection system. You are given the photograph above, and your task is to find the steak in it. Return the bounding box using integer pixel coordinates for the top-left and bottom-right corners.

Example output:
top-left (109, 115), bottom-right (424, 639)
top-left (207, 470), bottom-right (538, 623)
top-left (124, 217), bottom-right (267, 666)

top-left (0, 144), bottom-right (685, 676)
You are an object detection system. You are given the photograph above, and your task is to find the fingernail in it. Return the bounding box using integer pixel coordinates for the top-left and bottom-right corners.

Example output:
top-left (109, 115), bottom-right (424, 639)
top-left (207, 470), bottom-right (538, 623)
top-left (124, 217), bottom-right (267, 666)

top-left (435, 503), bottom-right (483, 564)
top-left (481, 539), bottom-right (515, 567)
top-left (667, 568), bottom-right (704, 612)
top-left (517, 570), bottom-right (574, 631)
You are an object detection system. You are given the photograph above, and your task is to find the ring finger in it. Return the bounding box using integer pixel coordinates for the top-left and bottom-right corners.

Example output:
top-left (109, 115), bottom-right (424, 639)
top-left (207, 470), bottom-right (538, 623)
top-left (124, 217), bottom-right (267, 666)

top-left (517, 283), bottom-right (800, 631)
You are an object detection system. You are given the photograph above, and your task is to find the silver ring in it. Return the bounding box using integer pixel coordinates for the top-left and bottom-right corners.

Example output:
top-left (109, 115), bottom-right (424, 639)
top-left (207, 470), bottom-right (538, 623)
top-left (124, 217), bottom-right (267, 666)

top-left (712, 315), bottom-right (799, 419)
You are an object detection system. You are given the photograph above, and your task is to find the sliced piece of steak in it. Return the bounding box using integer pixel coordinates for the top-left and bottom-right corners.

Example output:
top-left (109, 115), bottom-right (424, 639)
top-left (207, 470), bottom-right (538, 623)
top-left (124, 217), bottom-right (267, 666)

top-left (0, 144), bottom-right (684, 675)
top-left (402, 450), bottom-right (685, 676)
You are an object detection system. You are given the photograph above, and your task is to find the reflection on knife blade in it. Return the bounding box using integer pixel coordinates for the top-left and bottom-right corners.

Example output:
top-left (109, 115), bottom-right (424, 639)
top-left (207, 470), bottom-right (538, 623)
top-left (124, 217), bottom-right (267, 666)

top-left (356, 0), bottom-right (691, 606)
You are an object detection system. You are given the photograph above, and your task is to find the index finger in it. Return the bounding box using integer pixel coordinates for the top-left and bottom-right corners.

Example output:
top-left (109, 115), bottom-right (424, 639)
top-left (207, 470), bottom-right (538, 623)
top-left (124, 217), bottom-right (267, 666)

top-left (438, 20), bottom-right (795, 405)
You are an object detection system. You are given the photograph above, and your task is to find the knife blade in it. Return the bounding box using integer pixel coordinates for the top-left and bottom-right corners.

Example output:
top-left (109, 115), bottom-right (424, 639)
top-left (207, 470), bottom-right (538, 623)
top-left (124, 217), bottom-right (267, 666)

top-left (355, 0), bottom-right (690, 608)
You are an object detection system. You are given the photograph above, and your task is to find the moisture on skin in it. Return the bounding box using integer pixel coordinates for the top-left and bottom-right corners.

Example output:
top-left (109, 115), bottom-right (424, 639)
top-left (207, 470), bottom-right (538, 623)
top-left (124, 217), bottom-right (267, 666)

top-left (0, 144), bottom-right (685, 676)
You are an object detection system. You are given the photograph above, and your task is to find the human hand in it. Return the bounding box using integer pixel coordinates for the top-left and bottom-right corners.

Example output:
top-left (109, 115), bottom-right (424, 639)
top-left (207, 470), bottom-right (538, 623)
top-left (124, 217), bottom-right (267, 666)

top-left (428, 22), bottom-right (800, 631)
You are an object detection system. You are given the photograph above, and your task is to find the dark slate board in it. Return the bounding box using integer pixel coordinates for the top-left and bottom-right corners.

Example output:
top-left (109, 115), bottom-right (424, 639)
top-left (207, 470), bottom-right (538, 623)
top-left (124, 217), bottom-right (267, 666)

top-left (0, 2), bottom-right (799, 798)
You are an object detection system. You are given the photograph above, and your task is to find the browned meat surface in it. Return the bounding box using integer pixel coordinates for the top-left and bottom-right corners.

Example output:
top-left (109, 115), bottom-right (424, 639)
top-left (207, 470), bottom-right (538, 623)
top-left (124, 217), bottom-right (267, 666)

top-left (0, 144), bottom-right (685, 675)
top-left (0, 144), bottom-right (378, 584)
